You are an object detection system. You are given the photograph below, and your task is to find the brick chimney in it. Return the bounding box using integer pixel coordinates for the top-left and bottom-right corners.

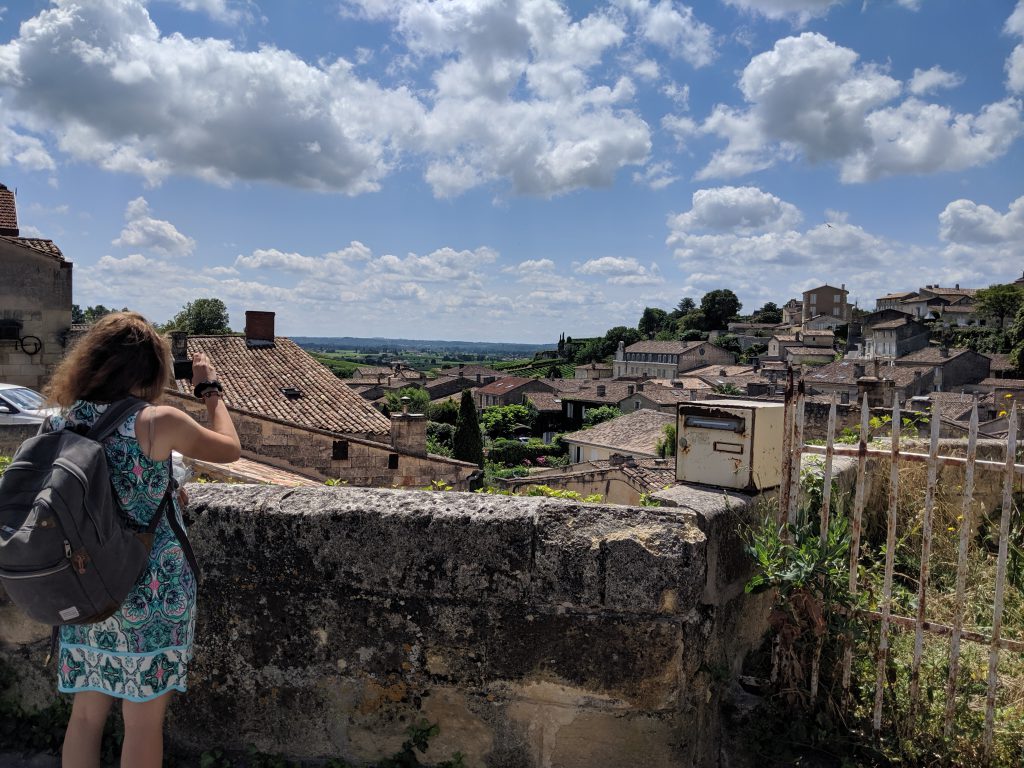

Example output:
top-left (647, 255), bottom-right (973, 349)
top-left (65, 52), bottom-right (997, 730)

top-left (169, 330), bottom-right (192, 380)
top-left (0, 184), bottom-right (18, 237)
top-left (245, 311), bottom-right (275, 347)
top-left (596, 384), bottom-right (606, 397)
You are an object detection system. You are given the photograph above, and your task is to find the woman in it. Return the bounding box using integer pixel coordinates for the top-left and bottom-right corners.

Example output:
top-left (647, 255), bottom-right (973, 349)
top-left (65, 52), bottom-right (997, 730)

top-left (44, 311), bottom-right (240, 768)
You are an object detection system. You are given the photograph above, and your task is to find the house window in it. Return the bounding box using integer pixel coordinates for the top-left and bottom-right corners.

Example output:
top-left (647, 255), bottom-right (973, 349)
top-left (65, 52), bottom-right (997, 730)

top-left (574, 446), bottom-right (582, 462)
top-left (388, 453), bottom-right (399, 470)
top-left (634, 401), bottom-right (640, 410)
top-left (834, 294), bottom-right (841, 302)
top-left (332, 440), bottom-right (349, 460)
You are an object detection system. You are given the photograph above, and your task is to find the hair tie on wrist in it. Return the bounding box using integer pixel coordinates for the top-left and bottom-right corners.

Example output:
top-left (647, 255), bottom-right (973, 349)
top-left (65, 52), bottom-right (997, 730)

top-left (193, 380), bottom-right (223, 399)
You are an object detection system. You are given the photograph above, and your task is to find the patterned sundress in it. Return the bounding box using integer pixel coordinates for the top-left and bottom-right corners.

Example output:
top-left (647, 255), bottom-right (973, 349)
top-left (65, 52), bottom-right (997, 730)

top-left (53, 401), bottom-right (196, 702)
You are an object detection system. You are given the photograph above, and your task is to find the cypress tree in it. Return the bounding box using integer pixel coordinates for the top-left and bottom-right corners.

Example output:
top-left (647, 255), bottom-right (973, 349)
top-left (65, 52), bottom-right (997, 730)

top-left (453, 389), bottom-right (484, 468)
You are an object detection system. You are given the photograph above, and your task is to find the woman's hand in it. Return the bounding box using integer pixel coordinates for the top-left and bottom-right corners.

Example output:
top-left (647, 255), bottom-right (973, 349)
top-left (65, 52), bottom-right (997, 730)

top-left (191, 351), bottom-right (217, 385)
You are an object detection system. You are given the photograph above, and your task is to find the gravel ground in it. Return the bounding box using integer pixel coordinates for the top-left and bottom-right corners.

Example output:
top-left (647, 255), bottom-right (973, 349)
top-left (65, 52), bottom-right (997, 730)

top-left (0, 752), bottom-right (58, 767)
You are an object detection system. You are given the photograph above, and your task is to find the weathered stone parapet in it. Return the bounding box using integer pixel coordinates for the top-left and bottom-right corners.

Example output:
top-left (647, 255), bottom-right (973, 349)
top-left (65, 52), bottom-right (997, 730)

top-left (1, 485), bottom-right (769, 767)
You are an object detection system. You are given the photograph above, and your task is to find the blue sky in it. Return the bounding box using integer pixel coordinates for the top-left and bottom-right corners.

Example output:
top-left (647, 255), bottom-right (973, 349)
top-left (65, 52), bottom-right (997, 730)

top-left (0, 0), bottom-right (1022, 343)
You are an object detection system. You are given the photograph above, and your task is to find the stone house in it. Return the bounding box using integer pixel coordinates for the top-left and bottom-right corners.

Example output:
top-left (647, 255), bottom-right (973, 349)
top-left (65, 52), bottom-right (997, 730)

top-left (574, 362), bottom-right (613, 380)
top-left (862, 316), bottom-right (930, 359)
top-left (171, 311), bottom-right (478, 489)
top-left (802, 359), bottom-right (934, 407)
top-left (475, 376), bottom-right (555, 410)
top-left (557, 380), bottom-right (636, 429)
top-left (613, 340), bottom-right (735, 379)
top-left (894, 347), bottom-right (991, 391)
top-left (781, 298), bottom-right (802, 326)
top-left (618, 382), bottom-right (695, 415)
top-left (784, 346), bottom-right (836, 366)
top-left (767, 334), bottom-right (799, 359)
top-left (561, 408), bottom-right (675, 464)
top-left (804, 313), bottom-right (848, 331)
top-left (0, 184), bottom-right (72, 389)
top-left (875, 291), bottom-right (917, 311)
top-left (802, 284), bottom-right (850, 325)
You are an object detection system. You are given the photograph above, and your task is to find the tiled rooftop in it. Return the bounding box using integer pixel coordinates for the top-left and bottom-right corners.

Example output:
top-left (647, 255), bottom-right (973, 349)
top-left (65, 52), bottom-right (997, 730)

top-left (523, 391), bottom-right (562, 412)
top-left (559, 380), bottom-right (636, 403)
top-left (629, 385), bottom-right (691, 405)
top-left (985, 354), bottom-right (1015, 372)
top-left (871, 318), bottom-right (913, 330)
top-left (561, 409), bottom-right (674, 456)
top-left (0, 235), bottom-right (65, 259)
top-left (174, 335), bottom-right (391, 435)
top-left (0, 185), bottom-right (17, 233)
top-left (476, 376), bottom-right (541, 395)
top-left (896, 346), bottom-right (973, 364)
top-left (624, 340), bottom-right (702, 354)
top-left (687, 364), bottom-right (754, 377)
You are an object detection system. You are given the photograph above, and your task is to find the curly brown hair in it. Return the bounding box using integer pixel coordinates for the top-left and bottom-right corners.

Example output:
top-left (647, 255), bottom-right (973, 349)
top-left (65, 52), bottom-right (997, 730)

top-left (44, 311), bottom-right (172, 406)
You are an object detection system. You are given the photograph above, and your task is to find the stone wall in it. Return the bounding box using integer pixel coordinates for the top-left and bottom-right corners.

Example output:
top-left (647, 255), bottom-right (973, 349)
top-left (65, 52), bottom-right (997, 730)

top-left (165, 391), bottom-right (478, 490)
top-left (0, 423), bottom-right (39, 456)
top-left (0, 241), bottom-right (72, 389)
top-left (0, 484), bottom-right (769, 767)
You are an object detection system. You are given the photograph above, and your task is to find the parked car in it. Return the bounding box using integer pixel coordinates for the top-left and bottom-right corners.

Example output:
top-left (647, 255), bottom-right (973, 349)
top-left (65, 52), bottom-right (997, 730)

top-left (0, 384), bottom-right (58, 425)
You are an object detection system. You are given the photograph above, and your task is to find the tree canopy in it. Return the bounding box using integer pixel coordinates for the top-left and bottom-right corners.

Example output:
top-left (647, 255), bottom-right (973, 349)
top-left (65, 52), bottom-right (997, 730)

top-left (976, 284), bottom-right (1024, 328)
top-left (164, 298), bottom-right (231, 334)
top-left (699, 289), bottom-right (742, 330)
top-left (751, 301), bottom-right (782, 324)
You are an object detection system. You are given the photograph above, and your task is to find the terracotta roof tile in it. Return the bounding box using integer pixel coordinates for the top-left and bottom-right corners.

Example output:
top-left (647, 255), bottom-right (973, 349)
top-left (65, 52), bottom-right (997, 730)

top-left (476, 376), bottom-right (548, 396)
top-left (524, 391), bottom-right (562, 412)
top-left (559, 380), bottom-right (636, 403)
top-left (984, 354), bottom-right (1015, 372)
top-left (561, 409), bottom-right (674, 456)
top-left (174, 335), bottom-right (391, 435)
top-left (0, 235), bottom-right (65, 259)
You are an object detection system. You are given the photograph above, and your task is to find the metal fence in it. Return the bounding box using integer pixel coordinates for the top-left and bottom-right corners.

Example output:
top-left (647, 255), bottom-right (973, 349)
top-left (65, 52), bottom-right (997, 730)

top-left (780, 380), bottom-right (1023, 753)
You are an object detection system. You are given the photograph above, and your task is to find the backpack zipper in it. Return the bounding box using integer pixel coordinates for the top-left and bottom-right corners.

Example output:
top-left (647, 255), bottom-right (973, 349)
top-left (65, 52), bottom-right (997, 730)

top-left (0, 559), bottom-right (72, 579)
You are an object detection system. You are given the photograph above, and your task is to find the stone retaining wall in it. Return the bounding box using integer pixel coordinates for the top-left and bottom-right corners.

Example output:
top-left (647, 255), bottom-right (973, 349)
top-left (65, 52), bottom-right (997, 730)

top-left (0, 484), bottom-right (769, 767)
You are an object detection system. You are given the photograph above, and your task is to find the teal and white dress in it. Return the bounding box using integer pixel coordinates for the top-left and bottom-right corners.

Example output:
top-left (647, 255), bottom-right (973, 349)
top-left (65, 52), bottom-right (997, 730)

top-left (53, 401), bottom-right (196, 701)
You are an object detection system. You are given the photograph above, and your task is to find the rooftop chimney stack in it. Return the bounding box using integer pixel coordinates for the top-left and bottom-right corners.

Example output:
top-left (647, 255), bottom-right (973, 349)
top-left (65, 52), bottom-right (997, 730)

top-left (0, 184), bottom-right (19, 237)
top-left (245, 311), bottom-right (276, 347)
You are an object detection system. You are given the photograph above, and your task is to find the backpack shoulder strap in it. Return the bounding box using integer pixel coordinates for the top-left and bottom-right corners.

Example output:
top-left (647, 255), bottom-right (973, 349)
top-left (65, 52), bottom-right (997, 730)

top-left (86, 398), bottom-right (148, 442)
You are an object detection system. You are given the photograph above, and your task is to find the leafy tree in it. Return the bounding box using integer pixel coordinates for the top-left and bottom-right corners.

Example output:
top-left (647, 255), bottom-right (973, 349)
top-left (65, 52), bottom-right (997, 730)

top-left (638, 307), bottom-right (670, 339)
top-left (583, 405), bottom-right (621, 427)
top-left (602, 325), bottom-right (643, 358)
top-left (453, 390), bottom-right (484, 467)
top-left (700, 289), bottom-right (742, 330)
top-left (164, 298), bottom-right (231, 334)
top-left (712, 333), bottom-right (742, 355)
top-left (676, 309), bottom-right (708, 333)
top-left (975, 283), bottom-right (1024, 329)
top-left (751, 301), bottom-right (782, 324)
top-left (427, 398), bottom-right (460, 425)
top-left (480, 404), bottom-right (534, 438)
top-left (1009, 303), bottom-right (1024, 374)
top-left (73, 304), bottom-right (124, 324)
top-left (673, 297), bottom-right (696, 318)
top-left (678, 328), bottom-right (707, 342)
top-left (655, 423), bottom-right (677, 458)
top-left (384, 386), bottom-right (430, 415)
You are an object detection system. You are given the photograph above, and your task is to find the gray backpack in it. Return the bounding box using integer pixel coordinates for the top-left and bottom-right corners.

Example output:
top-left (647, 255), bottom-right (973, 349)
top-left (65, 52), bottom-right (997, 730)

top-left (0, 399), bottom-right (195, 629)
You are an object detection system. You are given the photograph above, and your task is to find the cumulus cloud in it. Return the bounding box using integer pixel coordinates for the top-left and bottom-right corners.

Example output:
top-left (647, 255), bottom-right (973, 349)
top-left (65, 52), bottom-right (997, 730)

top-left (0, 0), bottom-right (424, 193)
top-left (576, 255), bottom-right (663, 285)
top-left (503, 258), bottom-right (557, 282)
top-left (162, 0), bottom-right (252, 24)
top-left (693, 32), bottom-right (1023, 183)
top-left (908, 66), bottom-right (964, 95)
top-left (668, 186), bottom-right (802, 234)
top-left (615, 0), bottom-right (716, 68)
top-left (112, 197), bottom-right (195, 256)
top-left (939, 196), bottom-right (1024, 246)
top-left (1008, 2), bottom-right (1024, 93)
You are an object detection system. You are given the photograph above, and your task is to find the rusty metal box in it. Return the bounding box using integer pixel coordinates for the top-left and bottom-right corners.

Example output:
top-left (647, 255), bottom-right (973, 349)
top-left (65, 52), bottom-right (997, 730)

top-left (676, 399), bottom-right (785, 491)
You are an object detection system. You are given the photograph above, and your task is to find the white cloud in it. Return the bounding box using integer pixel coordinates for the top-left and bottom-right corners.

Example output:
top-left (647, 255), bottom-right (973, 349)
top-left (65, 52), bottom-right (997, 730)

top-left (633, 160), bottom-right (677, 189)
top-left (694, 33), bottom-right (1023, 183)
top-left (720, 0), bottom-right (842, 26)
top-left (939, 196), bottom-right (1024, 246)
top-left (576, 255), bottom-right (663, 285)
top-left (615, 0), bottom-right (716, 68)
top-left (668, 186), bottom-right (802, 235)
top-left (162, 0), bottom-right (252, 24)
top-left (112, 196), bottom-right (195, 256)
top-left (1008, 3), bottom-right (1024, 93)
top-left (908, 66), bottom-right (964, 95)
top-left (503, 258), bottom-right (557, 282)
top-left (0, 0), bottom-right (425, 193)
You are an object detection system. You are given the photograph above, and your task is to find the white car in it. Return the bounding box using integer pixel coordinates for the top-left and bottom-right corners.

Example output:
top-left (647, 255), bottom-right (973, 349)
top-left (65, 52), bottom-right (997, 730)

top-left (0, 384), bottom-right (58, 425)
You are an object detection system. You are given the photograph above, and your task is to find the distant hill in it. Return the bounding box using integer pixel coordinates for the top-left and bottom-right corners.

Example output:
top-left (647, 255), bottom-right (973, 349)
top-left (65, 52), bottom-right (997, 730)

top-left (292, 336), bottom-right (549, 356)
